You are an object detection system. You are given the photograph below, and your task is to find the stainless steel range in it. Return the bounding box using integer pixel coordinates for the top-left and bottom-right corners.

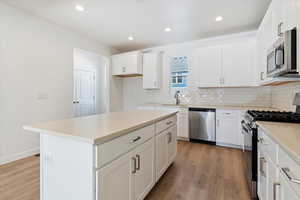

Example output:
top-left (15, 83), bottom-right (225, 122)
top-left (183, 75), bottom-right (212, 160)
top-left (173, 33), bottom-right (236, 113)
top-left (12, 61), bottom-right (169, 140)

top-left (242, 107), bottom-right (300, 199)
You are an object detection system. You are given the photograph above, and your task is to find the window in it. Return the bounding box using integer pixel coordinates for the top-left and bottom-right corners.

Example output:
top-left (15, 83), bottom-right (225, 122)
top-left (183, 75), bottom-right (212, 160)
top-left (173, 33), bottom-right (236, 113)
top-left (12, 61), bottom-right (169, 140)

top-left (170, 56), bottom-right (188, 88)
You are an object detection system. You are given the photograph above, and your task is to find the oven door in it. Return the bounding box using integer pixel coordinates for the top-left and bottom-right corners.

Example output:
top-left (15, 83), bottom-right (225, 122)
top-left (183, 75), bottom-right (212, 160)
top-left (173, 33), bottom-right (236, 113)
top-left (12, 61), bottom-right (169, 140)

top-left (241, 120), bottom-right (257, 198)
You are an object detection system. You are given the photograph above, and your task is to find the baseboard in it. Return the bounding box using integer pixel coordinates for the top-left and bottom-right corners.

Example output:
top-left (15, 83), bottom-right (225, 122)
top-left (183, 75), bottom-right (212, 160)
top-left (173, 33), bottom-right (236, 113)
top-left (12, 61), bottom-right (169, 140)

top-left (0, 148), bottom-right (40, 165)
top-left (177, 136), bottom-right (189, 141)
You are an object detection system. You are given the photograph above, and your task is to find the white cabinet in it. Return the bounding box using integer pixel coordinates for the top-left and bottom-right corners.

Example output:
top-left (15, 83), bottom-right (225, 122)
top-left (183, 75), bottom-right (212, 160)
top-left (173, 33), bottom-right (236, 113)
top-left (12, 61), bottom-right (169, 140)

top-left (222, 41), bottom-right (256, 87)
top-left (97, 151), bottom-right (134, 200)
top-left (177, 107), bottom-right (189, 139)
top-left (257, 147), bottom-right (268, 200)
top-left (97, 138), bottom-right (155, 200)
top-left (193, 46), bottom-right (222, 87)
top-left (155, 125), bottom-right (177, 182)
top-left (133, 138), bottom-right (155, 200)
top-left (192, 41), bottom-right (256, 87)
top-left (142, 52), bottom-right (162, 89)
top-left (167, 125), bottom-right (177, 165)
top-left (112, 51), bottom-right (142, 76)
top-left (155, 129), bottom-right (170, 181)
top-left (279, 172), bottom-right (300, 200)
top-left (216, 110), bottom-right (242, 147)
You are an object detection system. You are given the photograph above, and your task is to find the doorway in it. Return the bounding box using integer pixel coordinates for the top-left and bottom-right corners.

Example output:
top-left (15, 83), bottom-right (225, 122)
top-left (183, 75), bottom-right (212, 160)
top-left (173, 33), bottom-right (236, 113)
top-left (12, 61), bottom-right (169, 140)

top-left (73, 48), bottom-right (109, 117)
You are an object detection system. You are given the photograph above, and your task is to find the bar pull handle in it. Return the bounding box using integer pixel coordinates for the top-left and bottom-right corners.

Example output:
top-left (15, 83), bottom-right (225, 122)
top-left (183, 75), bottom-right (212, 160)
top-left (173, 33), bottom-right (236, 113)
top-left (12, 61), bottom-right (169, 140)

top-left (282, 168), bottom-right (300, 184)
top-left (131, 136), bottom-right (141, 143)
top-left (131, 157), bottom-right (137, 174)
top-left (260, 157), bottom-right (266, 177)
top-left (136, 154), bottom-right (140, 171)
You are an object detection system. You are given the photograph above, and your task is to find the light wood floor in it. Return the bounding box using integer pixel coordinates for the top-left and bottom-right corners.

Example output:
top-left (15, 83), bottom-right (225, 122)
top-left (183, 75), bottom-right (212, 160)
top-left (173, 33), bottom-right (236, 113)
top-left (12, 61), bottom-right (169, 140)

top-left (0, 141), bottom-right (250, 200)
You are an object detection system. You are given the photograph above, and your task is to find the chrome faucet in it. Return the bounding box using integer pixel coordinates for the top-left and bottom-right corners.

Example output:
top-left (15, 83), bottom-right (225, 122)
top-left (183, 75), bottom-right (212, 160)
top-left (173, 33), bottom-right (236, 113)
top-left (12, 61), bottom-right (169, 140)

top-left (174, 90), bottom-right (180, 105)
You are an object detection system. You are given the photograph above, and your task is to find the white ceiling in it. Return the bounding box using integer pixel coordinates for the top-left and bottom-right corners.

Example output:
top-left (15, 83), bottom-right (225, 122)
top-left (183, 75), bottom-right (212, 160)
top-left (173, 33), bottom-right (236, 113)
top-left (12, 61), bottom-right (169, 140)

top-left (2, 0), bottom-right (271, 51)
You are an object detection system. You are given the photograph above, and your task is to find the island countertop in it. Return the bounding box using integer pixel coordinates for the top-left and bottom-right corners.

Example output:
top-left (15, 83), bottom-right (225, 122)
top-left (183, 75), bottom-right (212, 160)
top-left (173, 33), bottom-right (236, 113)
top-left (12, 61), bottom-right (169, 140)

top-left (23, 109), bottom-right (178, 144)
top-left (257, 121), bottom-right (300, 165)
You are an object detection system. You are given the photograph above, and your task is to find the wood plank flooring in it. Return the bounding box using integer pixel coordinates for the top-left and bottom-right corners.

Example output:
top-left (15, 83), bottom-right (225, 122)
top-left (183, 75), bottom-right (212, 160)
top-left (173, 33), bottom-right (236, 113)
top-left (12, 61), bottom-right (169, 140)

top-left (0, 141), bottom-right (250, 200)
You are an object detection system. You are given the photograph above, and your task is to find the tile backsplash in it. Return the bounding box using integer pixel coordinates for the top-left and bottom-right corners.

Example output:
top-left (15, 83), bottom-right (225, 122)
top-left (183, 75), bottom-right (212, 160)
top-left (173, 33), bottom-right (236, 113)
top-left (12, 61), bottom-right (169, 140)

top-left (271, 82), bottom-right (300, 111)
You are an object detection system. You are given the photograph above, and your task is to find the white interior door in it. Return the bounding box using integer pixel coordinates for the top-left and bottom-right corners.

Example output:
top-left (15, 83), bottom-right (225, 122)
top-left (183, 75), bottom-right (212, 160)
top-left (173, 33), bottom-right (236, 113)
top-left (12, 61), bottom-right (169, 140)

top-left (73, 69), bottom-right (96, 117)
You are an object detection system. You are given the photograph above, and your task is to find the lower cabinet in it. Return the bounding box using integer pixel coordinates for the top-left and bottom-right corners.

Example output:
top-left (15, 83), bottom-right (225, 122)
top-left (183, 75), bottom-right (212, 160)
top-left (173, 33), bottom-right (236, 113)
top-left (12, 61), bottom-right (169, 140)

top-left (156, 125), bottom-right (177, 182)
top-left (216, 110), bottom-right (242, 147)
top-left (258, 128), bottom-right (300, 200)
top-left (97, 138), bottom-right (155, 200)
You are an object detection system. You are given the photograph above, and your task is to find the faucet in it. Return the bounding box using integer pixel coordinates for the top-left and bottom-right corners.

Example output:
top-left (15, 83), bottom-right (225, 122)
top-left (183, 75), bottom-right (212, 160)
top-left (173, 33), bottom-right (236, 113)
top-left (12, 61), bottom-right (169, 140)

top-left (174, 90), bottom-right (180, 105)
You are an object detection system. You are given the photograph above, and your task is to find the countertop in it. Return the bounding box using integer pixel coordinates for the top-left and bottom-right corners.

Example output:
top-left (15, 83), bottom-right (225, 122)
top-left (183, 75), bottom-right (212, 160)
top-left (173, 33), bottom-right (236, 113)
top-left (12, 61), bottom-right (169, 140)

top-left (257, 121), bottom-right (300, 165)
top-left (143, 103), bottom-right (281, 111)
top-left (23, 110), bottom-right (177, 144)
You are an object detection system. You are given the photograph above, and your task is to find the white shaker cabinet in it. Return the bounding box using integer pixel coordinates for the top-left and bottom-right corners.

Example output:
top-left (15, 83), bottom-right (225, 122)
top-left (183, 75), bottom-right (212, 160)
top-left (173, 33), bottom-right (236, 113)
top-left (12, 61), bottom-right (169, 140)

top-left (97, 151), bottom-right (134, 200)
top-left (112, 51), bottom-right (143, 76)
top-left (193, 45), bottom-right (222, 87)
top-left (155, 129), bottom-right (170, 181)
top-left (133, 138), bottom-right (155, 200)
top-left (222, 41), bottom-right (256, 87)
top-left (142, 52), bottom-right (162, 89)
top-left (216, 110), bottom-right (242, 147)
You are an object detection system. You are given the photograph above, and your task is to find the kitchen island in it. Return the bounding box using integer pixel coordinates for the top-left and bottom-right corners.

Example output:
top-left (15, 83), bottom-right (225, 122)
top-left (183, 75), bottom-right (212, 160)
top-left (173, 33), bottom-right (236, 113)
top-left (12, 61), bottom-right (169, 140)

top-left (24, 110), bottom-right (178, 200)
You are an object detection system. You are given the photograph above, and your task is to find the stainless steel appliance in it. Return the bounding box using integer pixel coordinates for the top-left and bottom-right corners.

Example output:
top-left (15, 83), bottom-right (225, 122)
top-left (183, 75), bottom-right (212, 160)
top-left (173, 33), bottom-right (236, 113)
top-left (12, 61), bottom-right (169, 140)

top-left (242, 109), bottom-right (300, 199)
top-left (294, 92), bottom-right (300, 113)
top-left (189, 108), bottom-right (216, 144)
top-left (267, 28), bottom-right (297, 77)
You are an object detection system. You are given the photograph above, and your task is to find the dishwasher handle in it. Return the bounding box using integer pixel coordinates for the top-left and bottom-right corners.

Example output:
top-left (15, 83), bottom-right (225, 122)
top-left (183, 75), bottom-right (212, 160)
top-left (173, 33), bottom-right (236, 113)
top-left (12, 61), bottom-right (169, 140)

top-left (189, 107), bottom-right (216, 112)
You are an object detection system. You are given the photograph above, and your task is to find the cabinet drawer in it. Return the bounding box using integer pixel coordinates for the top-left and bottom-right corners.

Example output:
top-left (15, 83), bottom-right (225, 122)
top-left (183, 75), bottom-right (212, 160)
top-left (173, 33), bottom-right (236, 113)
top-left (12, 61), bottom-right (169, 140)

top-left (258, 129), bottom-right (278, 164)
top-left (278, 147), bottom-right (300, 196)
top-left (95, 124), bottom-right (155, 168)
top-left (156, 115), bottom-right (177, 134)
top-left (216, 110), bottom-right (239, 119)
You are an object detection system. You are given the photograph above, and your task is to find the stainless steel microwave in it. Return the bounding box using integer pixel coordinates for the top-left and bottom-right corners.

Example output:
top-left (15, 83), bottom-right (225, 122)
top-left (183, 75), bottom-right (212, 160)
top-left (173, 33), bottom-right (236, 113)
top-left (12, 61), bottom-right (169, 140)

top-left (267, 29), bottom-right (297, 77)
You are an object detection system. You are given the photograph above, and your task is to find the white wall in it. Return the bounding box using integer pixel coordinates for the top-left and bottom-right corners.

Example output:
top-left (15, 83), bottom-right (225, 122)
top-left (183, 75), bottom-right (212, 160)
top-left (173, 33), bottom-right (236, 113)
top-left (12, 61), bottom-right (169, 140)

top-left (0, 2), bottom-right (120, 164)
top-left (122, 31), bottom-right (272, 109)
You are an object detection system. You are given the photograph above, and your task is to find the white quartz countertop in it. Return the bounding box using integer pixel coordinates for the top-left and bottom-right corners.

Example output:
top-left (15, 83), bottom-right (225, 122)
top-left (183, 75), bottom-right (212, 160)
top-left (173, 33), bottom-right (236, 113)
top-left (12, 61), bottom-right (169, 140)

top-left (23, 110), bottom-right (177, 144)
top-left (257, 121), bottom-right (300, 165)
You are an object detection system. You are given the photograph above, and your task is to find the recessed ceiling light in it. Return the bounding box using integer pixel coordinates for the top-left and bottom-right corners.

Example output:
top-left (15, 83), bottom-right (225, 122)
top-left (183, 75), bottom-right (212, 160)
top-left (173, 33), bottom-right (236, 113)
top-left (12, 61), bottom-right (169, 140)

top-left (128, 36), bottom-right (134, 41)
top-left (164, 27), bottom-right (172, 32)
top-left (75, 4), bottom-right (85, 12)
top-left (215, 16), bottom-right (223, 22)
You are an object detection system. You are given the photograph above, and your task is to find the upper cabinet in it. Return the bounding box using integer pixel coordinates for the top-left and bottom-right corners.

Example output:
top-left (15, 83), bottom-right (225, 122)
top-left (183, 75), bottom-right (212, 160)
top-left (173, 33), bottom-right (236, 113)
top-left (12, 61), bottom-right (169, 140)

top-left (222, 41), bottom-right (256, 87)
top-left (192, 40), bottom-right (256, 88)
top-left (142, 52), bottom-right (162, 89)
top-left (192, 46), bottom-right (222, 87)
top-left (112, 51), bottom-right (143, 76)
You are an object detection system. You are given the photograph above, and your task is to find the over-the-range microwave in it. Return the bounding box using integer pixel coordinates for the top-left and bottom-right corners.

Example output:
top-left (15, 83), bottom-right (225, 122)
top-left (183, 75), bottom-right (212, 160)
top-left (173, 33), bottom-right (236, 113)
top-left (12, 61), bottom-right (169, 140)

top-left (267, 28), bottom-right (298, 77)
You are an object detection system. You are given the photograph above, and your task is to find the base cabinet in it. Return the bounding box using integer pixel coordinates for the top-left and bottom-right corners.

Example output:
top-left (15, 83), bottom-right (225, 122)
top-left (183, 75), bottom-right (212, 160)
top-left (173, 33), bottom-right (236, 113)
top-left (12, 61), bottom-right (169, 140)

top-left (97, 151), bottom-right (134, 200)
top-left (156, 125), bottom-right (177, 182)
top-left (97, 138), bottom-right (156, 200)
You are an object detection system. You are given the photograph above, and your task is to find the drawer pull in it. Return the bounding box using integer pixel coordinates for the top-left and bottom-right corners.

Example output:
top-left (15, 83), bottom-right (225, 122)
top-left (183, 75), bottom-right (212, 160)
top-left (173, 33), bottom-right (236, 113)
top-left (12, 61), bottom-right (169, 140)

top-left (260, 157), bottom-right (267, 177)
top-left (132, 157), bottom-right (137, 174)
top-left (136, 154), bottom-right (140, 171)
top-left (131, 136), bottom-right (141, 143)
top-left (282, 168), bottom-right (300, 184)
top-left (166, 121), bottom-right (172, 125)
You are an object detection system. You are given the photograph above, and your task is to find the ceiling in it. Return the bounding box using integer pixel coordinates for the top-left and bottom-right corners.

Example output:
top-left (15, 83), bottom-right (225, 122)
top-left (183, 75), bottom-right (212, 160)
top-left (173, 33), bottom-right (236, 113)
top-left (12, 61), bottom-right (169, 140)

top-left (2, 0), bottom-right (271, 51)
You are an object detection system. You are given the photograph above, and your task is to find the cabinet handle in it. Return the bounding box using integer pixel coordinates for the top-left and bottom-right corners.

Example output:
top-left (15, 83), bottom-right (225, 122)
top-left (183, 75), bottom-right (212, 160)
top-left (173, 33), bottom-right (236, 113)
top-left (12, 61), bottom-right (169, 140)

top-left (282, 168), bottom-right (300, 184)
top-left (168, 132), bottom-right (172, 144)
top-left (136, 154), bottom-right (140, 171)
top-left (132, 157), bottom-right (137, 174)
top-left (131, 136), bottom-right (141, 143)
top-left (166, 121), bottom-right (172, 125)
top-left (260, 72), bottom-right (265, 81)
top-left (273, 183), bottom-right (280, 200)
top-left (260, 157), bottom-right (266, 177)
top-left (216, 119), bottom-right (220, 127)
top-left (122, 67), bottom-right (126, 73)
top-left (278, 22), bottom-right (283, 37)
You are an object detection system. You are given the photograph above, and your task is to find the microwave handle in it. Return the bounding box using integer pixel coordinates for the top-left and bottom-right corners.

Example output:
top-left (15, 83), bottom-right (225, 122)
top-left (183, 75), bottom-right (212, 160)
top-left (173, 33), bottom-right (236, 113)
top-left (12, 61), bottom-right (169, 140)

top-left (275, 49), bottom-right (284, 67)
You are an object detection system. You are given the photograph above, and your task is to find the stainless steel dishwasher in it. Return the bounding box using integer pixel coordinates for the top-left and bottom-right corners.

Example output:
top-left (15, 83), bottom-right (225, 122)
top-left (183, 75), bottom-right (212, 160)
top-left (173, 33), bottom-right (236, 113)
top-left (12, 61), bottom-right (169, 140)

top-left (189, 108), bottom-right (216, 144)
